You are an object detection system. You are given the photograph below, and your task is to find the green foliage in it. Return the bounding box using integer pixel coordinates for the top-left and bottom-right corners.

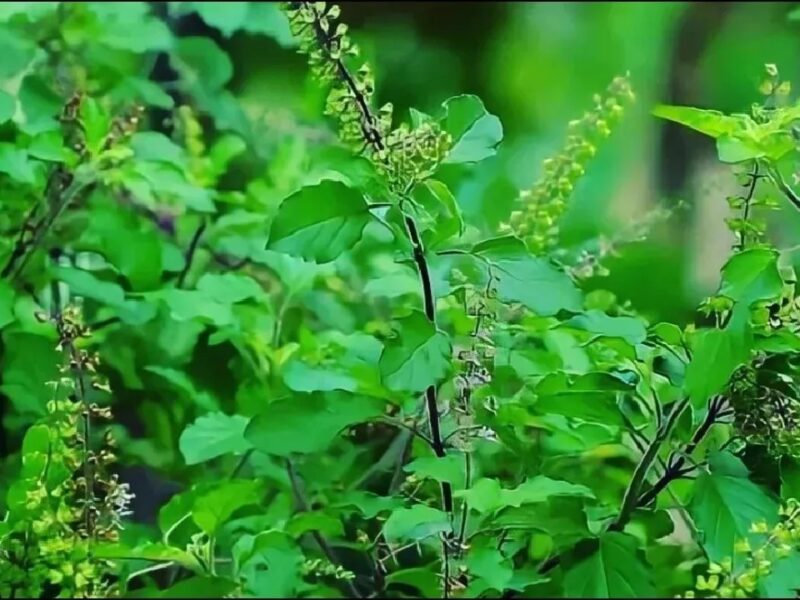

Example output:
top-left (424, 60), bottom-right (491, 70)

top-left (2, 2), bottom-right (800, 599)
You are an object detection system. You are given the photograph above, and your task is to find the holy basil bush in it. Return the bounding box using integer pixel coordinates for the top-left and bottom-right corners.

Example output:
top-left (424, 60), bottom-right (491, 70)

top-left (3, 2), bottom-right (800, 599)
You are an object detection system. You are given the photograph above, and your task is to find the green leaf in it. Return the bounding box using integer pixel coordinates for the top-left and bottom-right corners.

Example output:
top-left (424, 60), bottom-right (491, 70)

top-left (111, 76), bottom-right (175, 109)
top-left (179, 412), bottom-right (253, 465)
top-left (209, 134), bottom-right (246, 175)
top-left (28, 130), bottom-right (71, 162)
top-left (405, 453), bottom-right (467, 488)
top-left (21, 424), bottom-right (50, 457)
top-left (455, 476), bottom-right (595, 514)
top-left (562, 310), bottom-right (647, 345)
top-left (533, 372), bottom-right (631, 426)
top-left (285, 511), bottom-right (344, 538)
top-left (473, 236), bottom-right (581, 316)
top-left (650, 322), bottom-right (684, 346)
top-left (159, 486), bottom-right (207, 539)
top-left (652, 105), bottom-right (746, 139)
top-left (689, 451), bottom-right (778, 562)
top-left (383, 504), bottom-right (450, 542)
top-left (90, 3), bottom-right (173, 53)
top-left (233, 531), bottom-right (304, 598)
top-left (191, 480), bottom-right (264, 534)
top-left (0, 143), bottom-right (35, 183)
top-left (267, 180), bottom-right (371, 263)
top-left (416, 179), bottom-right (464, 248)
top-left (489, 499), bottom-right (591, 544)
top-left (130, 161), bottom-right (216, 212)
top-left (562, 532), bottom-right (655, 597)
top-left (0, 27), bottom-right (36, 80)
top-left (93, 542), bottom-right (202, 571)
top-left (719, 248), bottom-right (783, 306)
top-left (467, 542), bottom-right (514, 592)
top-left (780, 457), bottom-right (800, 500)
top-left (171, 37), bottom-right (232, 91)
top-left (130, 131), bottom-right (188, 169)
top-left (282, 359), bottom-right (357, 393)
top-left (78, 205), bottom-right (163, 291)
top-left (335, 491), bottom-right (404, 519)
top-left (760, 551), bottom-right (800, 598)
top-left (53, 266), bottom-right (125, 306)
top-left (716, 135), bottom-right (763, 163)
top-left (441, 95), bottom-right (503, 164)
top-left (157, 577), bottom-right (237, 598)
top-left (1, 331), bottom-right (60, 415)
top-left (0, 280), bottom-right (15, 330)
top-left (0, 90), bottom-right (15, 124)
top-left (385, 568), bottom-right (441, 598)
top-left (684, 305), bottom-right (752, 407)
top-left (80, 96), bottom-right (111, 156)
top-left (245, 392), bottom-right (384, 456)
top-left (157, 289), bottom-right (234, 327)
top-left (20, 424), bottom-right (50, 478)
top-left (240, 2), bottom-right (295, 46)
top-left (189, 2), bottom-right (249, 36)
top-left (379, 310), bottom-right (451, 393)
top-left (196, 272), bottom-right (265, 304)
top-left (17, 75), bottom-right (61, 134)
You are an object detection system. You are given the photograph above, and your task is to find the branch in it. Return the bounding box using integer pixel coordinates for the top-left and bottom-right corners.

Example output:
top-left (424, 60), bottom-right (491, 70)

top-left (611, 397), bottom-right (688, 530)
top-left (292, 4), bottom-right (454, 594)
top-left (286, 459), bottom-right (362, 598)
top-left (229, 449), bottom-right (254, 479)
top-left (737, 160), bottom-right (761, 250)
top-left (402, 215), bottom-right (453, 514)
top-left (766, 163), bottom-right (800, 212)
top-left (377, 416), bottom-right (434, 447)
top-left (527, 396), bottom-right (730, 586)
top-left (2, 169), bottom-right (94, 282)
top-left (176, 219), bottom-right (207, 289)
top-left (636, 395), bottom-right (730, 508)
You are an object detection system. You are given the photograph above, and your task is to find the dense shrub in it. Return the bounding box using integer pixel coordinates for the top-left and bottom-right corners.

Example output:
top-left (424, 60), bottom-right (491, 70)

top-left (3, 2), bottom-right (800, 598)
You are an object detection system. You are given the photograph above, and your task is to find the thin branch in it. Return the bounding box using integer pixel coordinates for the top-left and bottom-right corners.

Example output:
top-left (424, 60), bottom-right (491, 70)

top-left (377, 416), bottom-right (434, 447)
top-left (767, 163), bottom-right (800, 212)
top-left (1, 202), bottom-right (41, 279)
top-left (176, 219), bottom-right (207, 289)
top-left (388, 432), bottom-right (413, 494)
top-left (3, 170), bottom-right (94, 282)
top-left (620, 410), bottom-right (701, 545)
top-left (611, 397), bottom-right (689, 530)
top-left (230, 449), bottom-right (254, 479)
top-left (295, 4), bottom-right (455, 595)
top-left (350, 430), bottom-right (410, 491)
top-left (636, 395), bottom-right (729, 508)
top-left (736, 160), bottom-right (761, 251)
top-left (403, 214), bottom-right (452, 510)
top-left (456, 452), bottom-right (471, 548)
top-left (286, 458), bottom-right (361, 599)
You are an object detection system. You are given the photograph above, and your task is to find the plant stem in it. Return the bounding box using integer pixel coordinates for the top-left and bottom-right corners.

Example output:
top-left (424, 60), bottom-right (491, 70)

top-left (636, 395), bottom-right (730, 508)
top-left (285, 458), bottom-right (362, 599)
top-left (766, 163), bottom-right (800, 212)
top-left (176, 219), bottom-right (207, 288)
top-left (403, 214), bottom-right (453, 511)
top-left (737, 160), bottom-right (761, 251)
top-left (293, 4), bottom-right (455, 594)
top-left (611, 397), bottom-right (688, 531)
top-left (3, 170), bottom-right (93, 282)
top-left (230, 449), bottom-right (254, 479)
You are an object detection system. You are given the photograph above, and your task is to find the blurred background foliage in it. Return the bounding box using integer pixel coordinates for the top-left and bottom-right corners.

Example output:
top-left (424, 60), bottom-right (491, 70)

top-left (224, 1), bottom-right (800, 325)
